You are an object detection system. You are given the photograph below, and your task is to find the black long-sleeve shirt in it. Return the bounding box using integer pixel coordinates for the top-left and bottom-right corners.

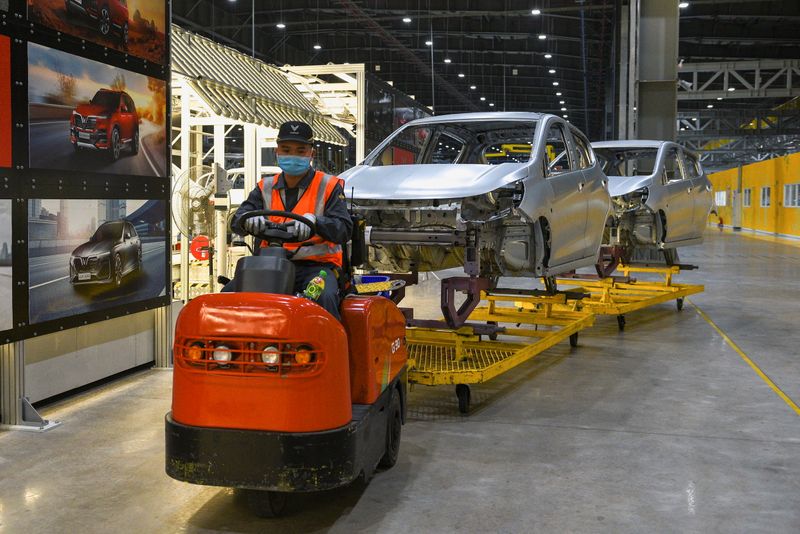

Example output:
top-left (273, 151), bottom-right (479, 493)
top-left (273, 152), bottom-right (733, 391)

top-left (230, 168), bottom-right (353, 245)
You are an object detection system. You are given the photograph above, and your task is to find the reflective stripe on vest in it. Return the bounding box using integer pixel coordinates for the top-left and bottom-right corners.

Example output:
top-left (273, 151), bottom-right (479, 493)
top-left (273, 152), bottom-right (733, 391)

top-left (257, 170), bottom-right (343, 267)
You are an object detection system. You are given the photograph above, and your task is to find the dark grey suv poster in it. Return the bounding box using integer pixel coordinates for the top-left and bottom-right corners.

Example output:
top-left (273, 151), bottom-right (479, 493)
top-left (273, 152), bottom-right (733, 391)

top-left (0, 199), bottom-right (11, 331)
top-left (28, 198), bottom-right (166, 324)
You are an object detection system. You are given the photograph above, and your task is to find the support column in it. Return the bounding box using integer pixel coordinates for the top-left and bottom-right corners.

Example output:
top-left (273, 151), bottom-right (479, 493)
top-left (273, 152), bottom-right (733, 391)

top-left (0, 342), bottom-right (60, 431)
top-left (179, 83), bottom-right (191, 302)
top-left (153, 306), bottom-right (173, 368)
top-left (356, 69), bottom-right (366, 164)
top-left (637, 0), bottom-right (678, 141)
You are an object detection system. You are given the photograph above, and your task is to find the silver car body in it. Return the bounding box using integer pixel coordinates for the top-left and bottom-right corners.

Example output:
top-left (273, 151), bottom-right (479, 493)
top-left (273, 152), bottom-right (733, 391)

top-left (340, 112), bottom-right (612, 278)
top-left (591, 140), bottom-right (713, 250)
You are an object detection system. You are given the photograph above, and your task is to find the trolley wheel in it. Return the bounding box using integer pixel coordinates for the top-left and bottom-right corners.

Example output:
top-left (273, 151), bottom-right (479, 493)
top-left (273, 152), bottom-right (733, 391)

top-left (676, 297), bottom-right (684, 311)
top-left (569, 332), bottom-right (579, 347)
top-left (617, 315), bottom-right (626, 331)
top-left (245, 490), bottom-right (288, 518)
top-left (378, 387), bottom-right (402, 469)
top-left (455, 384), bottom-right (471, 414)
top-left (487, 321), bottom-right (498, 341)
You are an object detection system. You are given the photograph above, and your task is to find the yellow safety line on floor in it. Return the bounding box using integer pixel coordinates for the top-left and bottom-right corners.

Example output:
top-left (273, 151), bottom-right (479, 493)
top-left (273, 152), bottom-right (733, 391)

top-left (710, 227), bottom-right (800, 249)
top-left (689, 300), bottom-right (800, 417)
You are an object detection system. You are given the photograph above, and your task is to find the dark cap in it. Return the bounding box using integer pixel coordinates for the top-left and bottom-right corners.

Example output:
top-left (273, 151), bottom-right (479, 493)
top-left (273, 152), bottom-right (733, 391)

top-left (276, 121), bottom-right (314, 144)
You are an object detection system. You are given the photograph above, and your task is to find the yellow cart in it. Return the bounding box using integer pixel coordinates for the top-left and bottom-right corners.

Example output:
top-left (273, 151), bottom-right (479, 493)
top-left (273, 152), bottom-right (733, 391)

top-left (406, 291), bottom-right (595, 413)
top-left (548, 264), bottom-right (704, 330)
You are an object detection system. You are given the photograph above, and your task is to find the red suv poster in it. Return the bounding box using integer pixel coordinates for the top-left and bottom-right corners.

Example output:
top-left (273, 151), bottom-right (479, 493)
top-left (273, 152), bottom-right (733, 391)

top-left (0, 35), bottom-right (10, 168)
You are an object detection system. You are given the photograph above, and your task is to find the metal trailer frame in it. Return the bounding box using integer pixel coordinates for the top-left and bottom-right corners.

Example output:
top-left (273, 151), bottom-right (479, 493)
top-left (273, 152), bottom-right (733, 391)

top-left (550, 264), bottom-right (704, 331)
top-left (405, 289), bottom-right (595, 414)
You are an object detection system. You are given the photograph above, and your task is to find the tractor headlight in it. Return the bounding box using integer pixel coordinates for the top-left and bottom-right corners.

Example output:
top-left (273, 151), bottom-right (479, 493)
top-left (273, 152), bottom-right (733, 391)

top-left (212, 344), bottom-right (233, 362)
top-left (261, 345), bottom-right (280, 365)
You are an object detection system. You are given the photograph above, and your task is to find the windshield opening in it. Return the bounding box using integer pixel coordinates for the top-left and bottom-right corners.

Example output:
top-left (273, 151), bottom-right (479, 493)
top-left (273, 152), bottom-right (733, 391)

top-left (92, 221), bottom-right (124, 241)
top-left (90, 91), bottom-right (119, 111)
top-left (369, 120), bottom-right (538, 166)
top-left (594, 148), bottom-right (659, 177)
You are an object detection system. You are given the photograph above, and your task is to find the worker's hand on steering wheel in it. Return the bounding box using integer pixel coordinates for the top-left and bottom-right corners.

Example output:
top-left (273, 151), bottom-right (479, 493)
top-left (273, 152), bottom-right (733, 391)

top-left (243, 215), bottom-right (269, 236)
top-left (291, 213), bottom-right (316, 242)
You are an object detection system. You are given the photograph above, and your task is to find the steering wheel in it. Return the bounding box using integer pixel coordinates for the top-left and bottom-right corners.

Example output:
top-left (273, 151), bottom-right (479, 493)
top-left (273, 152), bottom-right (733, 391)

top-left (237, 209), bottom-right (318, 246)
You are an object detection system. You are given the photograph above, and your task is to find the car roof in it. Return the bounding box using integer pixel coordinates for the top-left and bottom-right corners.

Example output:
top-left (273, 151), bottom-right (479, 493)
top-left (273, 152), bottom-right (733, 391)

top-left (591, 140), bottom-right (673, 149)
top-left (405, 111), bottom-right (549, 126)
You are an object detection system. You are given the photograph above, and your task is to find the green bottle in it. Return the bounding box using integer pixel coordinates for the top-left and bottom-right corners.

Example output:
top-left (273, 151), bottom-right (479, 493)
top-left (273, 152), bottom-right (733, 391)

top-left (303, 270), bottom-right (327, 301)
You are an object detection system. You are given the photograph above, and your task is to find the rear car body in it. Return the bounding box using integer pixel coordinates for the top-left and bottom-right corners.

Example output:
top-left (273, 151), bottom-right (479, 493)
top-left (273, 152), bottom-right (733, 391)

top-left (340, 112), bottom-right (611, 278)
top-left (592, 140), bottom-right (713, 255)
top-left (65, 0), bottom-right (129, 45)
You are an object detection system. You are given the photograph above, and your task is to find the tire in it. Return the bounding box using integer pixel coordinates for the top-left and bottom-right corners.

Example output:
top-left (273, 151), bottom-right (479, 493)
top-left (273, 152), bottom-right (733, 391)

top-left (455, 384), bottom-right (471, 414)
top-left (131, 128), bottom-right (139, 155)
top-left (99, 7), bottom-right (111, 37)
top-left (569, 332), bottom-right (579, 348)
top-left (113, 253), bottom-right (123, 286)
top-left (378, 388), bottom-right (402, 469)
top-left (245, 490), bottom-right (287, 518)
top-left (110, 127), bottom-right (121, 161)
top-left (135, 247), bottom-right (142, 272)
top-left (487, 320), bottom-right (498, 341)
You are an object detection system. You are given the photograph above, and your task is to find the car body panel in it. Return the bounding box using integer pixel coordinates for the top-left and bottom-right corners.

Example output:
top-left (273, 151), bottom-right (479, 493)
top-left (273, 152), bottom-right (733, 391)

top-left (592, 140), bottom-right (713, 253)
top-left (341, 112), bottom-right (611, 278)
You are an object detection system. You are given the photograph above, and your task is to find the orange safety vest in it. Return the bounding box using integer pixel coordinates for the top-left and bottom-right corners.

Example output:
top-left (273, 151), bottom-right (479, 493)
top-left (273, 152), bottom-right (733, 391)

top-left (257, 170), bottom-right (344, 267)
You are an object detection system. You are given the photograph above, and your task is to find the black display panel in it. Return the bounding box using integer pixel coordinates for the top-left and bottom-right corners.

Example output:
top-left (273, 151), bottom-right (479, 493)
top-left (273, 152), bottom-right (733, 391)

top-left (28, 0), bottom-right (167, 65)
top-left (27, 42), bottom-right (168, 178)
top-left (0, 33), bottom-right (9, 168)
top-left (28, 198), bottom-right (167, 324)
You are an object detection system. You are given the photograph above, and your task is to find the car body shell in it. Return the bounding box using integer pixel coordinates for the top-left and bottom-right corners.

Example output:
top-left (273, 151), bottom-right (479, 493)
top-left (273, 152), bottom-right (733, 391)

top-left (70, 89), bottom-right (139, 158)
top-left (341, 112), bottom-right (612, 278)
top-left (70, 219), bottom-right (141, 284)
top-left (591, 140), bottom-right (713, 248)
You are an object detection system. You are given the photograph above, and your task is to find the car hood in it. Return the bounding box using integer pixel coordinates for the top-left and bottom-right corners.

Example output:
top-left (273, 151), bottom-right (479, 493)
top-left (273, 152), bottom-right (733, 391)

top-left (340, 163), bottom-right (528, 200)
top-left (74, 104), bottom-right (111, 117)
top-left (607, 175), bottom-right (653, 197)
top-left (72, 240), bottom-right (113, 257)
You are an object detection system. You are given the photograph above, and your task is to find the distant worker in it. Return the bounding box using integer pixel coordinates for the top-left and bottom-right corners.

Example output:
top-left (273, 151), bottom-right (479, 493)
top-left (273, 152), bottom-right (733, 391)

top-left (229, 121), bottom-right (353, 320)
top-left (718, 216), bottom-right (724, 232)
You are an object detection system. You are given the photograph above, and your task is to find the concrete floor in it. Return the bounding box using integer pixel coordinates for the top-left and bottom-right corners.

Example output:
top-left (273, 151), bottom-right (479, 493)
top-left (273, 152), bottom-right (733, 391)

top-left (1, 231), bottom-right (799, 533)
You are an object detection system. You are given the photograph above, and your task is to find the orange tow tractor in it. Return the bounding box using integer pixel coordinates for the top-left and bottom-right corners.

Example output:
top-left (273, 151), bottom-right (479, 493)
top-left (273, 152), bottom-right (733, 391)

top-left (165, 210), bottom-right (408, 517)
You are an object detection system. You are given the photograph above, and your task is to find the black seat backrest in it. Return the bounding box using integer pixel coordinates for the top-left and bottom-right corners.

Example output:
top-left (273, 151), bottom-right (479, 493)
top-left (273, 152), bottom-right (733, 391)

top-left (233, 247), bottom-right (295, 294)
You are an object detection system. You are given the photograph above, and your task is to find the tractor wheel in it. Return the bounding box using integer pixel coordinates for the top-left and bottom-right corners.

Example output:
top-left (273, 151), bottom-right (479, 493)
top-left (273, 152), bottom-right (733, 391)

top-left (245, 490), bottom-right (287, 518)
top-left (456, 384), bottom-right (471, 414)
top-left (378, 388), bottom-right (402, 469)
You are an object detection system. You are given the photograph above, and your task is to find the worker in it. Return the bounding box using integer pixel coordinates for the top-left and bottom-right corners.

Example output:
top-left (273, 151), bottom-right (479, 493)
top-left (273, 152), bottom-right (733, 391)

top-left (229, 121), bottom-right (353, 320)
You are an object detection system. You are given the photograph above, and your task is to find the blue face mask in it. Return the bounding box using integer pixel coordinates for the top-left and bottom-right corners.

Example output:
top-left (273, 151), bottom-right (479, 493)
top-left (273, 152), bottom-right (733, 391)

top-left (277, 155), bottom-right (312, 176)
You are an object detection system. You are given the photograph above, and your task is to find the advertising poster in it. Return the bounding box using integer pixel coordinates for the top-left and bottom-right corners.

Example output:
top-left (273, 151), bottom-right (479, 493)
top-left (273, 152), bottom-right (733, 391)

top-left (28, 198), bottom-right (167, 324)
top-left (0, 200), bottom-right (11, 331)
top-left (0, 34), bottom-right (10, 168)
top-left (28, 0), bottom-right (166, 64)
top-left (28, 42), bottom-right (167, 177)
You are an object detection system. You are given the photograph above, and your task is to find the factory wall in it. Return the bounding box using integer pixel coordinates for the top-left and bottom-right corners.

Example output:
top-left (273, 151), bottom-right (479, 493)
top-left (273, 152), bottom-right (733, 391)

top-left (708, 152), bottom-right (800, 238)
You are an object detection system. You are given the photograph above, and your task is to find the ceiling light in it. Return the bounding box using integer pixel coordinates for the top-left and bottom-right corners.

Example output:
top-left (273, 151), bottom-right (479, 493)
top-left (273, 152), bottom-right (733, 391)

top-left (458, 73), bottom-right (465, 78)
top-left (692, 117), bottom-right (697, 121)
top-left (425, 40), bottom-right (433, 46)
top-left (679, 2), bottom-right (689, 8)
top-left (717, 96), bottom-right (723, 100)
top-left (276, 23), bottom-right (286, 29)
top-left (560, 107), bottom-right (567, 111)
top-left (512, 69), bottom-right (518, 75)
top-left (470, 85), bottom-right (477, 90)
top-left (480, 97), bottom-right (486, 101)
top-left (531, 9), bottom-right (542, 15)
top-left (727, 87), bottom-right (735, 92)
top-left (403, 17), bottom-right (412, 23)
top-left (544, 53), bottom-right (552, 59)
top-left (313, 44), bottom-right (322, 50)
top-left (552, 81), bottom-right (559, 86)
top-left (538, 34), bottom-right (547, 40)
top-left (548, 69), bottom-right (556, 74)
top-left (707, 104), bottom-right (713, 108)
top-left (563, 115), bottom-right (568, 118)
top-left (444, 58), bottom-right (452, 63)
top-left (489, 103), bottom-right (495, 107)
top-left (555, 92), bottom-right (562, 96)
top-left (559, 100), bottom-right (565, 104)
